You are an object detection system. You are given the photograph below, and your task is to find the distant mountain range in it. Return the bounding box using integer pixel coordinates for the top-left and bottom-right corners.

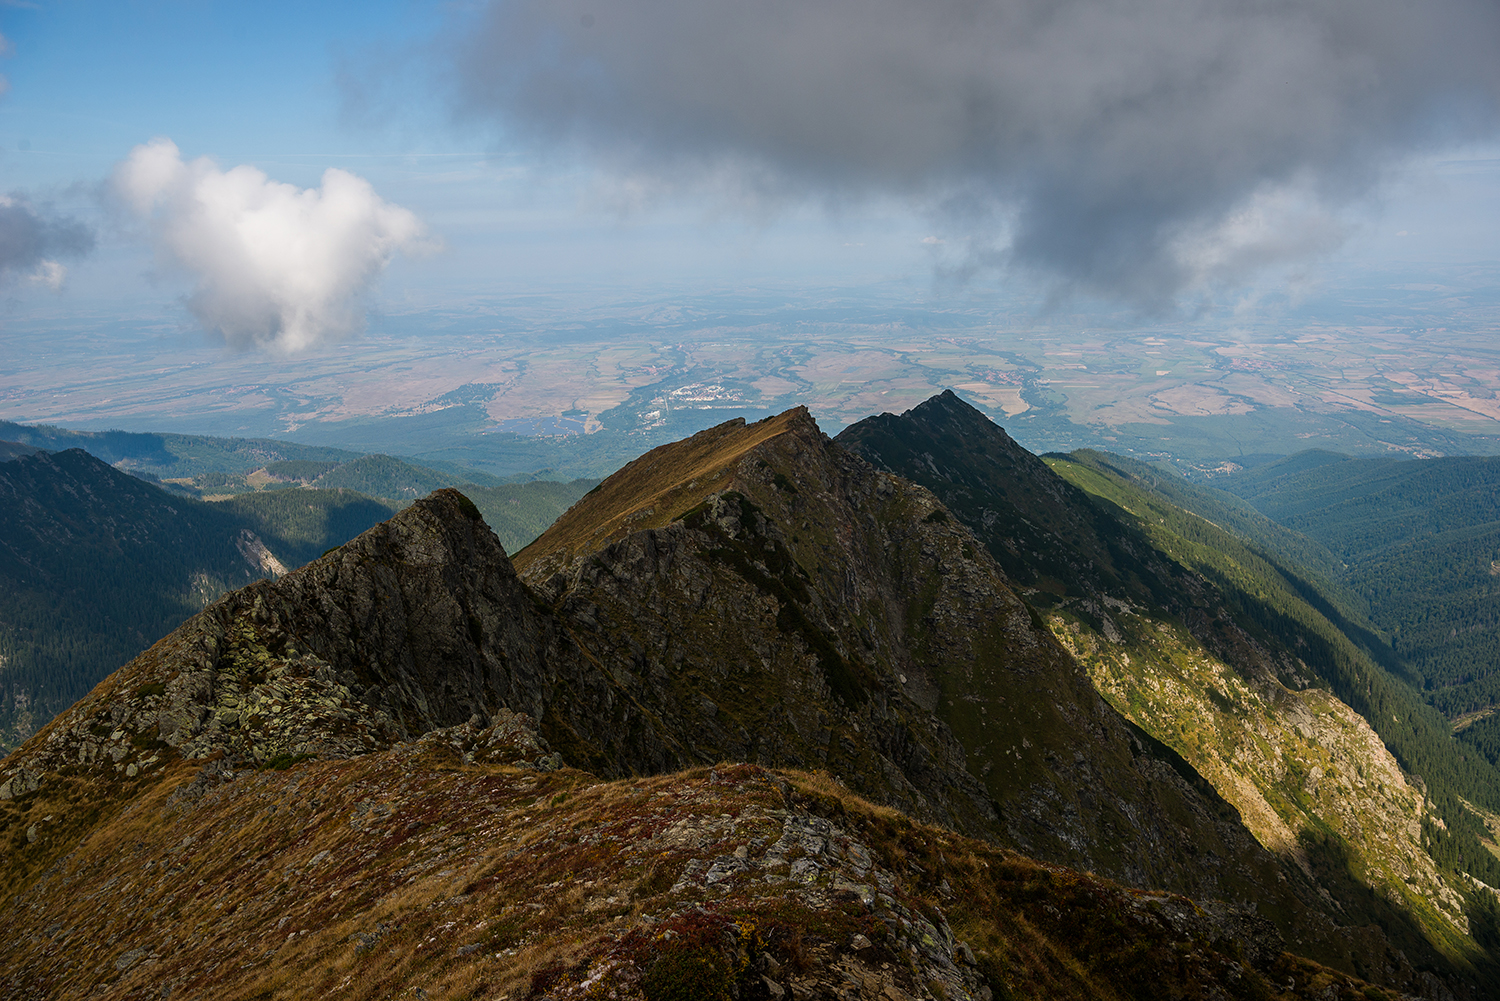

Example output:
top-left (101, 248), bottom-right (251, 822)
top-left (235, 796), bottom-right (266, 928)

top-left (0, 440), bottom-right (595, 751)
top-left (3, 395), bottom-right (1499, 999)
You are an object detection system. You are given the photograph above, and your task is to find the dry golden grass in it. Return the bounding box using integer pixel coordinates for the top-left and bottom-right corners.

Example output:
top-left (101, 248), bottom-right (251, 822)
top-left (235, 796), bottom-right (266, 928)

top-left (3, 744), bottom-right (1402, 1001)
top-left (783, 768), bottom-right (904, 823)
top-left (513, 409), bottom-right (809, 574)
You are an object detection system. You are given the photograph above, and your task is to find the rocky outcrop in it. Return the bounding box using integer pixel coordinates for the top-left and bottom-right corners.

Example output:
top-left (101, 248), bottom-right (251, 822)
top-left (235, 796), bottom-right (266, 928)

top-left (0, 489), bottom-right (577, 783)
top-left (2, 405), bottom-right (1488, 999)
top-left (512, 409), bottom-right (1346, 945)
top-left (0, 747), bottom-right (1386, 1001)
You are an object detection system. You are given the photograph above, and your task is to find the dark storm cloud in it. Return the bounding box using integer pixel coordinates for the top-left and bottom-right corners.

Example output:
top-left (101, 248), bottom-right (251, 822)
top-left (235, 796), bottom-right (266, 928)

top-left (446, 0), bottom-right (1500, 304)
top-left (0, 195), bottom-right (93, 288)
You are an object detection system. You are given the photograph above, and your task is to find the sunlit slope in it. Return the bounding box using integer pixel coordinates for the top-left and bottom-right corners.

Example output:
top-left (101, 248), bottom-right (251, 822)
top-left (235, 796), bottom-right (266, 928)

top-left (513, 408), bottom-right (810, 577)
top-left (1048, 452), bottom-right (1500, 962)
top-left (838, 391), bottom-right (1500, 984)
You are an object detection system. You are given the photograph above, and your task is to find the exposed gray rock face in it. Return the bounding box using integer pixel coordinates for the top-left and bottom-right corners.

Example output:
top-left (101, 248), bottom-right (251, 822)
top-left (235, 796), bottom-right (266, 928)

top-left (0, 490), bottom-right (576, 778)
top-left (507, 412), bottom-right (1341, 925)
top-left (0, 414), bottom-right (1405, 992)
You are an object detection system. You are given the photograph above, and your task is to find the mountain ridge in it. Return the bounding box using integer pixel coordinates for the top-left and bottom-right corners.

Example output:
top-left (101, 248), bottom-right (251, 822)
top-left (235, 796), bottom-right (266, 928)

top-left (3, 400), bottom-right (1495, 999)
top-left (837, 391), bottom-right (1500, 984)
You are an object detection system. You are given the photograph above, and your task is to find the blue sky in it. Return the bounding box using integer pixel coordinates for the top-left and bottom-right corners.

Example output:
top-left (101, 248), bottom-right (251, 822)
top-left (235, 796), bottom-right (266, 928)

top-left (0, 1), bottom-right (438, 178)
top-left (1, 0), bottom-right (1498, 454)
top-left (0, 0), bottom-right (937, 317)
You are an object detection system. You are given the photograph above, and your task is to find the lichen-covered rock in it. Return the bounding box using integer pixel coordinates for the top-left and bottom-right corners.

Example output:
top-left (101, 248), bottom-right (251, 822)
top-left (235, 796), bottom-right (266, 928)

top-left (1, 408), bottom-right (1488, 1000)
top-left (0, 754), bottom-right (1389, 1001)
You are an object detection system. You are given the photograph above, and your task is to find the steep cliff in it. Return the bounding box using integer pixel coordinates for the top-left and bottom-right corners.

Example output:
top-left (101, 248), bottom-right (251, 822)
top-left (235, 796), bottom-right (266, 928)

top-left (1, 405), bottom-right (1488, 999)
top-left (515, 410), bottom-right (1273, 885)
top-left (838, 390), bottom-right (1494, 989)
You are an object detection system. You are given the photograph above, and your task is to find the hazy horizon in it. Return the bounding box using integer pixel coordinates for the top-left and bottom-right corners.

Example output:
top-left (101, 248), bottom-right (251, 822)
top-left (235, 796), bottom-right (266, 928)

top-left (2, 0), bottom-right (1498, 474)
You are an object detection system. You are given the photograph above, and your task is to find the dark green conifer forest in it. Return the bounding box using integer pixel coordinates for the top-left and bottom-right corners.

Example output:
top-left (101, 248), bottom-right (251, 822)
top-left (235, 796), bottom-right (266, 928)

top-left (0, 444), bottom-right (593, 751)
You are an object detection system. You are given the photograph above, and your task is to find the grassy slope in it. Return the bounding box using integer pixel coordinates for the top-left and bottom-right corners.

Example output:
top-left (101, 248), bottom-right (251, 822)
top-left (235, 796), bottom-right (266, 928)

top-left (1049, 451), bottom-right (1500, 969)
top-left (1061, 450), bottom-right (1374, 628)
top-left (514, 411), bottom-right (804, 575)
top-left (0, 743), bottom-right (1394, 1001)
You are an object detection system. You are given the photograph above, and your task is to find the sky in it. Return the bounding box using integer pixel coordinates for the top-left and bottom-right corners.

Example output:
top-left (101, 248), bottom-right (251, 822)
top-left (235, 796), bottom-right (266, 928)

top-left (0, 0), bottom-right (938, 316)
top-left (1, 0), bottom-right (1498, 457)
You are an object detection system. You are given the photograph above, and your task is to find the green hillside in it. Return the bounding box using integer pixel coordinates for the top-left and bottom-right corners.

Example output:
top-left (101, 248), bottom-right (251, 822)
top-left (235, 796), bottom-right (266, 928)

top-left (310, 453), bottom-right (475, 498)
top-left (261, 459), bottom-right (342, 481)
top-left (1215, 453), bottom-right (1500, 717)
top-left (168, 452), bottom-right (507, 500)
top-left (460, 479), bottom-right (598, 555)
top-left (213, 490), bottom-right (401, 568)
top-left (0, 451), bottom-right (400, 752)
top-left (1047, 450), bottom-right (1500, 925)
top-left (838, 393), bottom-right (1500, 976)
top-left (1058, 449), bottom-right (1373, 625)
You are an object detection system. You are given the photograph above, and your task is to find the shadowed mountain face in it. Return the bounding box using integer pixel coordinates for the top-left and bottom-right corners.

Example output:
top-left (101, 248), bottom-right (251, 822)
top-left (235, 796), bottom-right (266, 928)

top-left (839, 392), bottom-right (1500, 992)
top-left (1, 405), bottom-right (1490, 999)
top-left (511, 409), bottom-right (1307, 911)
top-left (0, 447), bottom-right (399, 752)
top-left (837, 393), bottom-right (1272, 665)
top-left (836, 391), bottom-right (1171, 605)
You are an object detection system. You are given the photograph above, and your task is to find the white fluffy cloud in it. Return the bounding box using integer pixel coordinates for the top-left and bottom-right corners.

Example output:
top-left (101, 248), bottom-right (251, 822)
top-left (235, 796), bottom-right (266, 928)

top-left (112, 138), bottom-right (430, 352)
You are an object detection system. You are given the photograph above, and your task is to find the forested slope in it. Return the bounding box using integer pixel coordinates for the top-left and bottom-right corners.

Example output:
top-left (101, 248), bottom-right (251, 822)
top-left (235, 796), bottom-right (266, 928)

top-left (0, 449), bottom-right (398, 751)
top-left (1216, 453), bottom-right (1500, 719)
top-left (1048, 451), bottom-right (1500, 896)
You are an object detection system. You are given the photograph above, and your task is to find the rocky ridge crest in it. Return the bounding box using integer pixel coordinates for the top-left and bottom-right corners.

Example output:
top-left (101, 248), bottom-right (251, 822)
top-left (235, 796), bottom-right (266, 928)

top-left (0, 405), bottom-right (1480, 999)
top-left (838, 390), bottom-right (1487, 990)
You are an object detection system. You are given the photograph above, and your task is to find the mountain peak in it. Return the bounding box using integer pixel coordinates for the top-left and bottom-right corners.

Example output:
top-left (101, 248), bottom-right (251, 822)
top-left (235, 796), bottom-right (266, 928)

top-left (835, 393), bottom-right (1109, 593)
top-left (3, 403), bottom-right (1484, 999)
top-left (347, 485), bottom-right (500, 569)
top-left (1, 483), bottom-right (557, 792)
top-left (513, 406), bottom-right (823, 577)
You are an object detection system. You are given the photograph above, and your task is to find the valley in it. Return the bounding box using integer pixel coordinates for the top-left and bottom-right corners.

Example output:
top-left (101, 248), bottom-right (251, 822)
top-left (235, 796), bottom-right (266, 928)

top-left (0, 440), bottom-right (594, 751)
top-left (3, 395), bottom-right (1500, 999)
